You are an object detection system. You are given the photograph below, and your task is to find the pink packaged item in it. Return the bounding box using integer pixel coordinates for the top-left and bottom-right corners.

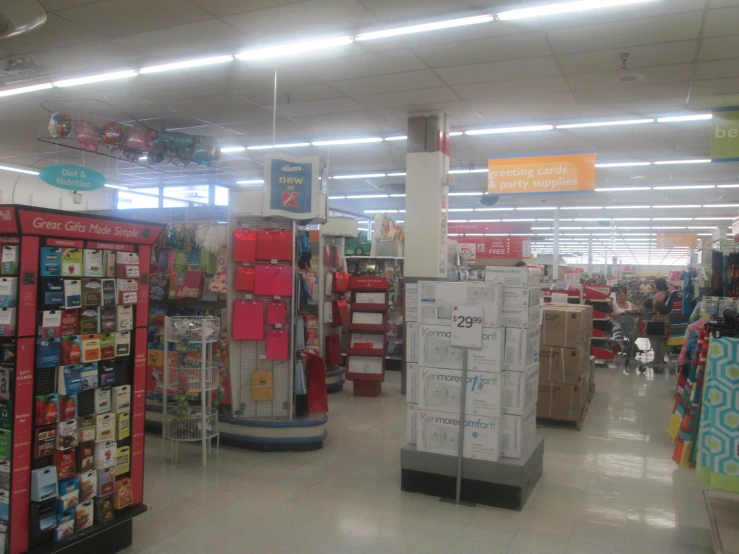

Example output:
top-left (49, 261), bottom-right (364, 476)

top-left (231, 300), bottom-right (265, 340)
top-left (253, 265), bottom-right (292, 297)
top-left (266, 329), bottom-right (289, 360)
top-left (266, 301), bottom-right (287, 325)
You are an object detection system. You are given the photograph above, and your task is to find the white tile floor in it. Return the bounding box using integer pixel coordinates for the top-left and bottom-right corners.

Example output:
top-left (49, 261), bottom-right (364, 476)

top-left (127, 364), bottom-right (714, 553)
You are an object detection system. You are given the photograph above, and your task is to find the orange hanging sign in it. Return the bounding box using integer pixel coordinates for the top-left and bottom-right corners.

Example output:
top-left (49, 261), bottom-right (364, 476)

top-left (488, 152), bottom-right (597, 195)
top-left (655, 233), bottom-right (698, 248)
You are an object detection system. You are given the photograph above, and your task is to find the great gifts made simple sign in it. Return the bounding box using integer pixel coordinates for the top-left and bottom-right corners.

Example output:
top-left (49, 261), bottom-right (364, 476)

top-left (487, 152), bottom-right (596, 195)
top-left (39, 164), bottom-right (106, 192)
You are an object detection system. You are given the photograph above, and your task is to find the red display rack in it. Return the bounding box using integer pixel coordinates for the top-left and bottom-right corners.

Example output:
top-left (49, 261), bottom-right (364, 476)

top-left (345, 276), bottom-right (388, 397)
top-left (584, 285), bottom-right (615, 361)
top-left (0, 206), bottom-right (164, 554)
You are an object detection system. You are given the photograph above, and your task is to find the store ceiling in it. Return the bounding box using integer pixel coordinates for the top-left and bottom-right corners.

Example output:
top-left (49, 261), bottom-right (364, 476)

top-left (0, 0), bottom-right (738, 261)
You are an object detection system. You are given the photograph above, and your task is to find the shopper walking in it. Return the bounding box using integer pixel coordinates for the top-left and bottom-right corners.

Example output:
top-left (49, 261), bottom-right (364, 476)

top-left (610, 289), bottom-right (638, 353)
top-left (653, 277), bottom-right (668, 305)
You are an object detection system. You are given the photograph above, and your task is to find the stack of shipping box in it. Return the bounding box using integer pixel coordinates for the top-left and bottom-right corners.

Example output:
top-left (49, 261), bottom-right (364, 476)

top-left (537, 303), bottom-right (593, 423)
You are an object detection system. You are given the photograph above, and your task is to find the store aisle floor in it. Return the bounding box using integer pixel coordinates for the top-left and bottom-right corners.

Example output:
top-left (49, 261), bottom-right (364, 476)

top-left (128, 365), bottom-right (714, 554)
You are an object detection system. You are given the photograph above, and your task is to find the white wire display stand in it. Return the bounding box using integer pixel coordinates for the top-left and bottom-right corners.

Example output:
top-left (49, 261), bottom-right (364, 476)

top-left (162, 315), bottom-right (221, 466)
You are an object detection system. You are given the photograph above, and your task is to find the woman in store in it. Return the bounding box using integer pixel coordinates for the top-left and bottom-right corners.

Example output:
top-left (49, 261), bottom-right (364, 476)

top-left (652, 277), bottom-right (669, 305)
top-left (610, 288), bottom-right (639, 354)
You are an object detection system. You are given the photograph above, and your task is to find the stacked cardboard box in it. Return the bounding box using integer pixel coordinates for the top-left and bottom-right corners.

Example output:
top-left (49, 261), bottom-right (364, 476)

top-left (405, 281), bottom-right (507, 462)
top-left (537, 304), bottom-right (593, 423)
top-left (485, 267), bottom-right (542, 459)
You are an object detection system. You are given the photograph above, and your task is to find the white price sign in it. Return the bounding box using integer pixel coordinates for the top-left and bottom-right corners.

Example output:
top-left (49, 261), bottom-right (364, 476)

top-left (450, 305), bottom-right (483, 349)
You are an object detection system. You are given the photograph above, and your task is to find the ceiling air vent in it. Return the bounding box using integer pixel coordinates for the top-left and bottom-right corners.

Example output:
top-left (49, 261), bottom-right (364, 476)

top-left (0, 0), bottom-right (46, 39)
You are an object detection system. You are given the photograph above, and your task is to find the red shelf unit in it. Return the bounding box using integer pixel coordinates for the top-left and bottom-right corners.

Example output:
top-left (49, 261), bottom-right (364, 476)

top-left (584, 285), bottom-right (613, 361)
top-left (345, 276), bottom-right (388, 397)
top-left (0, 206), bottom-right (165, 554)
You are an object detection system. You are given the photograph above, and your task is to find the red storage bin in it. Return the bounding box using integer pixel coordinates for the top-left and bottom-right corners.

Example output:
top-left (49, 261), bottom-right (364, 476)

top-left (266, 301), bottom-right (287, 325)
top-left (233, 230), bottom-right (257, 262)
top-left (234, 266), bottom-right (255, 292)
top-left (256, 230), bottom-right (293, 261)
top-left (253, 264), bottom-right (292, 297)
top-left (232, 300), bottom-right (265, 340)
top-left (266, 329), bottom-right (289, 360)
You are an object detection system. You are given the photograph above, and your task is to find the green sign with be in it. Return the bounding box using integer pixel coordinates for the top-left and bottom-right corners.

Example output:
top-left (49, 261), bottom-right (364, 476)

top-left (711, 110), bottom-right (739, 161)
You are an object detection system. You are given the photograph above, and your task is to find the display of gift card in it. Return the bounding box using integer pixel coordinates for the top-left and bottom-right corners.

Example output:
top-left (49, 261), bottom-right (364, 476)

top-left (112, 385), bottom-right (130, 413)
top-left (60, 336), bottom-right (82, 366)
top-left (79, 363), bottom-right (98, 390)
top-left (95, 413), bottom-right (115, 443)
top-left (101, 279), bottom-right (116, 307)
top-left (77, 415), bottom-right (96, 443)
top-left (0, 277), bottom-right (17, 308)
top-left (99, 333), bottom-right (115, 359)
top-left (115, 252), bottom-right (140, 278)
top-left (56, 476), bottom-right (79, 511)
top-left (116, 411), bottom-right (130, 440)
top-left (36, 338), bottom-right (61, 368)
top-left (81, 279), bottom-right (101, 307)
top-left (83, 250), bottom-right (103, 278)
top-left (116, 279), bottom-right (138, 305)
top-left (58, 365), bottom-right (82, 395)
top-left (98, 360), bottom-right (115, 387)
top-left (56, 419), bottom-right (78, 450)
top-left (54, 449), bottom-right (77, 480)
top-left (0, 368), bottom-right (9, 401)
top-left (113, 477), bottom-right (132, 510)
top-left (38, 310), bottom-right (62, 338)
top-left (103, 251), bottom-right (116, 278)
top-left (94, 387), bottom-right (111, 415)
top-left (80, 334), bottom-right (101, 363)
top-left (64, 280), bottom-right (81, 309)
top-left (34, 425), bottom-right (56, 458)
top-left (40, 247), bottom-right (63, 277)
top-left (1, 246), bottom-right (18, 276)
top-left (115, 446), bottom-right (130, 476)
top-left (95, 495), bottom-right (114, 526)
top-left (115, 305), bottom-right (133, 331)
top-left (31, 467), bottom-right (58, 502)
top-left (35, 394), bottom-right (59, 426)
top-left (79, 309), bottom-right (99, 334)
top-left (78, 443), bottom-right (94, 473)
top-left (61, 248), bottom-right (82, 277)
top-left (43, 277), bottom-right (64, 308)
top-left (99, 306), bottom-right (116, 333)
top-left (75, 498), bottom-right (94, 531)
top-left (60, 309), bottom-right (79, 336)
top-left (55, 509), bottom-right (74, 542)
top-left (94, 442), bottom-right (116, 470)
top-left (0, 308), bottom-right (16, 337)
top-left (115, 331), bottom-right (130, 357)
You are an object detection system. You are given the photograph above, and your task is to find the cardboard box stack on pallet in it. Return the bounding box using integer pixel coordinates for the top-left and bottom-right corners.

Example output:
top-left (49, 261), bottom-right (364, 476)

top-left (405, 276), bottom-right (540, 462)
top-left (537, 304), bottom-right (593, 424)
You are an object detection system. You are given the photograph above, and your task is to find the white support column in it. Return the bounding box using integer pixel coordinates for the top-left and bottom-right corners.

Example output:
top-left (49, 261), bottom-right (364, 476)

top-left (552, 210), bottom-right (560, 280)
top-left (588, 237), bottom-right (593, 275)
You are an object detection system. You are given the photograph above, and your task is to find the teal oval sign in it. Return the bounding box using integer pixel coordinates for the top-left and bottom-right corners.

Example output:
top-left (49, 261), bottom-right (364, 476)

top-left (39, 164), bottom-right (106, 192)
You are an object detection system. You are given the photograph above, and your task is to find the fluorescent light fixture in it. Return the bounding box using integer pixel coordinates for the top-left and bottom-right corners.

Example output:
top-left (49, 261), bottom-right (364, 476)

top-left (704, 204), bottom-right (739, 208)
top-left (611, 218), bottom-right (651, 221)
top-left (449, 131), bottom-right (464, 137)
top-left (653, 159), bottom-right (711, 165)
top-left (104, 183), bottom-right (128, 190)
top-left (396, 220), bottom-right (404, 223)
top-left (595, 162), bottom-right (652, 167)
top-left (139, 55), bottom-right (233, 74)
top-left (356, 14), bottom-right (493, 41)
top-left (515, 207), bottom-right (558, 211)
top-left (484, 233), bottom-right (509, 236)
top-left (559, 226), bottom-right (583, 229)
top-left (687, 226), bottom-right (717, 229)
top-left (657, 114), bottom-right (712, 123)
top-left (328, 196), bottom-right (346, 200)
top-left (448, 219), bottom-right (468, 223)
top-left (468, 219), bottom-right (500, 222)
top-left (449, 192), bottom-right (484, 196)
top-left (652, 226), bottom-right (686, 229)
top-left (718, 184), bottom-right (739, 188)
top-left (246, 142), bottom-right (311, 150)
top-left (510, 233), bottom-right (531, 236)
top-left (697, 233), bottom-right (713, 236)
top-left (596, 187), bottom-right (651, 192)
top-left (389, 193), bottom-right (406, 197)
top-left (387, 172), bottom-right (406, 177)
top-left (465, 233), bottom-right (484, 236)
top-left (652, 204), bottom-right (701, 208)
top-left (556, 118), bottom-right (654, 129)
top-left (0, 164), bottom-right (39, 175)
top-left (501, 218), bottom-right (536, 222)
top-left (475, 207), bottom-right (508, 211)
top-left (448, 208), bottom-right (476, 212)
top-left (221, 146), bottom-right (246, 153)
top-left (652, 218), bottom-right (693, 221)
top-left (537, 218), bottom-right (556, 221)
top-left (138, 156), bottom-right (147, 161)
top-left (560, 206), bottom-right (603, 210)
top-left (364, 209), bottom-right (397, 213)
top-left (652, 185), bottom-right (715, 190)
top-left (237, 36), bottom-right (353, 61)
top-left (695, 217), bottom-right (734, 220)
top-left (384, 136), bottom-right (407, 141)
top-left (236, 179), bottom-right (264, 185)
top-left (54, 70), bottom-right (137, 87)
top-left (345, 194), bottom-right (388, 199)
top-left (311, 137), bottom-right (383, 146)
top-left (332, 173), bottom-right (386, 179)
top-left (465, 124), bottom-right (553, 135)
top-left (604, 205), bottom-right (651, 209)
top-left (614, 226), bottom-right (651, 229)
top-left (0, 82), bottom-right (53, 97)
top-left (496, 0), bottom-right (658, 20)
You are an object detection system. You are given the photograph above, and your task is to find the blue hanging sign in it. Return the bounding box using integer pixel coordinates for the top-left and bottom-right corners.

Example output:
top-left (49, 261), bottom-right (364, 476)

top-left (263, 155), bottom-right (320, 219)
top-left (39, 164), bottom-right (107, 192)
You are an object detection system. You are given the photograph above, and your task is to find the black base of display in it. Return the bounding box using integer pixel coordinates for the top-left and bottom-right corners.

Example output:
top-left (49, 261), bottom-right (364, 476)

top-left (28, 504), bottom-right (147, 554)
top-left (401, 469), bottom-right (540, 511)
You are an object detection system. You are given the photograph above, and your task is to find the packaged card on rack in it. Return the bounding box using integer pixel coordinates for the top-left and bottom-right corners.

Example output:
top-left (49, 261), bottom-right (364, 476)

top-left (43, 277), bottom-right (64, 308)
top-left (115, 252), bottom-right (140, 279)
top-left (96, 469), bottom-right (115, 497)
top-left (64, 280), bottom-right (81, 309)
top-left (82, 250), bottom-right (103, 278)
top-left (61, 248), bottom-right (82, 277)
top-left (75, 499), bottom-right (93, 531)
top-left (35, 394), bottom-right (59, 426)
top-left (94, 442), bottom-right (116, 471)
top-left (116, 411), bottom-right (130, 440)
top-left (99, 333), bottom-right (115, 359)
top-left (81, 279), bottom-right (101, 307)
top-left (34, 425), bottom-right (56, 458)
top-left (0, 308), bottom-right (15, 337)
top-left (31, 467), bottom-right (58, 502)
top-left (54, 450), bottom-right (77, 480)
top-left (99, 306), bottom-right (116, 333)
top-left (115, 305), bottom-right (133, 331)
top-left (115, 331), bottom-right (130, 357)
top-left (40, 247), bottom-right (63, 277)
top-left (54, 509), bottom-right (74, 542)
top-left (101, 279), bottom-right (116, 307)
top-left (38, 310), bottom-right (61, 338)
top-left (0, 277), bottom-right (17, 308)
top-left (77, 444), bottom-right (94, 473)
top-left (0, 490), bottom-right (7, 522)
top-left (56, 476), bottom-right (79, 511)
top-left (103, 251), bottom-right (116, 278)
top-left (58, 365), bottom-right (82, 395)
top-left (36, 338), bottom-right (61, 368)
top-left (80, 334), bottom-right (101, 363)
top-left (95, 413), bottom-right (115, 443)
top-left (94, 495), bottom-right (114, 525)
top-left (0, 460), bottom-right (8, 489)
top-left (94, 388), bottom-right (111, 415)
top-left (98, 360), bottom-right (115, 387)
top-left (60, 309), bottom-right (79, 336)
top-left (80, 363), bottom-right (98, 390)
top-left (29, 498), bottom-right (57, 534)
top-left (112, 385), bottom-right (130, 413)
top-left (60, 394), bottom-right (79, 421)
top-left (60, 336), bottom-right (82, 366)
top-left (79, 309), bottom-right (99, 334)
top-left (77, 415), bottom-right (96, 443)
top-left (0, 368), bottom-right (8, 401)
top-left (116, 279), bottom-right (138, 305)
top-left (113, 477), bottom-right (132, 509)
top-left (1, 245), bottom-right (18, 276)
top-left (56, 419), bottom-right (78, 450)
top-left (115, 446), bottom-right (130, 476)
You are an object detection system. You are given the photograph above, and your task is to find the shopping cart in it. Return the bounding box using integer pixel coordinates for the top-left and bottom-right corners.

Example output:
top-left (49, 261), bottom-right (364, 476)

top-left (618, 312), bottom-right (648, 372)
top-left (618, 312), bottom-right (671, 373)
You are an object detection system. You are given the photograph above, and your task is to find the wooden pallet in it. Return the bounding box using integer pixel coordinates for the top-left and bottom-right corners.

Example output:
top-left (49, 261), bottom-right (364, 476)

top-left (537, 396), bottom-right (591, 431)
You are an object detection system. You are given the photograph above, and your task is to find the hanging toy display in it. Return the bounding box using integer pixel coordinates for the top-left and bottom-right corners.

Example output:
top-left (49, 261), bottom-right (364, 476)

top-left (76, 120), bottom-right (100, 152)
top-left (100, 121), bottom-right (126, 146)
top-left (47, 112), bottom-right (72, 138)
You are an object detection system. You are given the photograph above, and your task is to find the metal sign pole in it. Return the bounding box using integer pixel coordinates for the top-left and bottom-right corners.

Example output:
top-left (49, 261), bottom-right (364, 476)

top-left (455, 351), bottom-right (468, 504)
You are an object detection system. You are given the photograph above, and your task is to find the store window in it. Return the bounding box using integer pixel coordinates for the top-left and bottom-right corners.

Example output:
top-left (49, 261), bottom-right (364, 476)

top-left (163, 185), bottom-right (210, 204)
top-left (163, 198), bottom-right (188, 208)
top-left (215, 186), bottom-right (229, 206)
top-left (117, 191), bottom-right (159, 210)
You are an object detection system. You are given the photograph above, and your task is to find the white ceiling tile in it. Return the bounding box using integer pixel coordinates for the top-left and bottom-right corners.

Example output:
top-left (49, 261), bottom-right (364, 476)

top-left (567, 64), bottom-right (694, 91)
top-left (373, 101), bottom-right (475, 121)
top-left (695, 58), bottom-right (739, 80)
top-left (412, 33), bottom-right (551, 68)
top-left (466, 92), bottom-right (579, 122)
top-left (271, 97), bottom-right (367, 117)
top-left (703, 5), bottom-right (739, 37)
top-left (167, 94), bottom-right (268, 124)
top-left (135, 76), bottom-right (231, 103)
top-left (452, 76), bottom-right (571, 101)
top-left (57, 0), bottom-right (214, 38)
top-left (691, 77), bottom-right (739, 96)
top-left (329, 70), bottom-right (444, 96)
top-left (571, 82), bottom-right (691, 105)
top-left (357, 0), bottom-right (499, 21)
top-left (308, 50), bottom-right (426, 80)
top-left (1, 13), bottom-right (105, 54)
top-left (293, 111), bottom-right (389, 128)
top-left (688, 93), bottom-right (739, 110)
top-left (699, 35), bottom-right (739, 60)
top-left (38, 0), bottom-right (103, 10)
top-left (546, 12), bottom-right (704, 55)
top-left (353, 87), bottom-right (460, 109)
top-left (435, 57), bottom-right (561, 86)
top-left (29, 39), bottom-right (143, 77)
top-left (190, 0), bottom-right (311, 17)
top-left (557, 41), bottom-right (698, 76)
